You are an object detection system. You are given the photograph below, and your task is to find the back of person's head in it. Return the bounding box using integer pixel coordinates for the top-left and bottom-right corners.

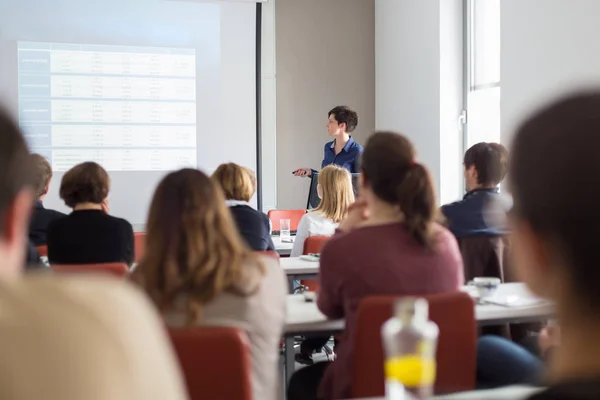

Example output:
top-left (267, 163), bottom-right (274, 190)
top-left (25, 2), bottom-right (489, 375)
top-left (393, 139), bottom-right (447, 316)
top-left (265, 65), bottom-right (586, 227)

top-left (509, 91), bottom-right (600, 311)
top-left (0, 107), bottom-right (34, 276)
top-left (361, 131), bottom-right (437, 248)
top-left (133, 168), bottom-right (264, 323)
top-left (328, 106), bottom-right (358, 133)
top-left (315, 165), bottom-right (355, 223)
top-left (464, 142), bottom-right (509, 188)
top-left (30, 153), bottom-right (53, 199)
top-left (211, 163), bottom-right (254, 202)
top-left (59, 162), bottom-right (110, 208)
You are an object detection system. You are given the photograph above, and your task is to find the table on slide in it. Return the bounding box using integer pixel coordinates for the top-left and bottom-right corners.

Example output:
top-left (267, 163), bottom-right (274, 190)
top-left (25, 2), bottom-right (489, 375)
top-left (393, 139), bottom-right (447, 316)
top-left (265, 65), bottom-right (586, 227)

top-left (18, 41), bottom-right (197, 172)
top-left (282, 282), bottom-right (554, 385)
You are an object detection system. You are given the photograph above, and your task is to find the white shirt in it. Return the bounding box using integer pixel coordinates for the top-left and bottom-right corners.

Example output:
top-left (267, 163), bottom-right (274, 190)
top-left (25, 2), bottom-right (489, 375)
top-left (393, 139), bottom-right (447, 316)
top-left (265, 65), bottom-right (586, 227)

top-left (290, 211), bottom-right (338, 257)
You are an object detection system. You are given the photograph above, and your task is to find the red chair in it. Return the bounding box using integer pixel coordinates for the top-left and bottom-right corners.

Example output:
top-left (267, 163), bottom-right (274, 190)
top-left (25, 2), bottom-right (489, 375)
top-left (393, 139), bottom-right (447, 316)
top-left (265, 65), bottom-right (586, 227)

top-left (134, 232), bottom-right (146, 262)
top-left (169, 327), bottom-right (252, 400)
top-left (352, 291), bottom-right (477, 397)
top-left (301, 235), bottom-right (329, 291)
top-left (267, 209), bottom-right (306, 231)
top-left (51, 263), bottom-right (129, 278)
top-left (36, 245), bottom-right (48, 257)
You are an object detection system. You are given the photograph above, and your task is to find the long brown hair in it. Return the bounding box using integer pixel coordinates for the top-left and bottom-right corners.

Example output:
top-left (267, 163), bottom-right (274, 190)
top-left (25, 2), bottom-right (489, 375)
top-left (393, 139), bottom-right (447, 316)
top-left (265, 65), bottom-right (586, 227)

top-left (361, 131), bottom-right (437, 248)
top-left (132, 168), bottom-right (264, 323)
top-left (314, 165), bottom-right (355, 223)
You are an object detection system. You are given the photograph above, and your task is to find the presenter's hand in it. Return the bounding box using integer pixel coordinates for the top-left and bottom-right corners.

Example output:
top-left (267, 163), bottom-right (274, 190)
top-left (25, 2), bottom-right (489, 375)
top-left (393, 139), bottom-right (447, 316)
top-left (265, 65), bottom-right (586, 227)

top-left (338, 200), bottom-right (369, 232)
top-left (293, 168), bottom-right (312, 177)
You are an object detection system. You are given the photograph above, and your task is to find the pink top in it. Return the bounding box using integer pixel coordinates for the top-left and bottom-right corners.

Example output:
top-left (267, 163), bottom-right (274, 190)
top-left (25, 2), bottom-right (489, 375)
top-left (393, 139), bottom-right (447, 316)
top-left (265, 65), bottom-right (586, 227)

top-left (317, 222), bottom-right (464, 399)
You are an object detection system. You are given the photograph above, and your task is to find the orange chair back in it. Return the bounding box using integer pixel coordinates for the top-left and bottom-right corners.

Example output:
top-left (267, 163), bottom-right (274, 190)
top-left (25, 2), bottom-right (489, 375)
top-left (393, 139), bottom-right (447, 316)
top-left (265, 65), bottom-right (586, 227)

top-left (169, 327), bottom-right (252, 400)
top-left (134, 232), bottom-right (146, 262)
top-left (36, 245), bottom-right (48, 257)
top-left (352, 291), bottom-right (476, 397)
top-left (51, 263), bottom-right (129, 277)
top-left (301, 236), bottom-right (329, 291)
top-left (267, 209), bottom-right (306, 231)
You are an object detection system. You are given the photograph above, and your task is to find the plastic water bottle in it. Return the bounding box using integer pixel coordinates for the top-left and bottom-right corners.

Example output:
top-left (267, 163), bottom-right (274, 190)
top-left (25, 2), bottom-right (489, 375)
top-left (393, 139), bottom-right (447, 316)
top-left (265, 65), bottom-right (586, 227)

top-left (381, 298), bottom-right (439, 400)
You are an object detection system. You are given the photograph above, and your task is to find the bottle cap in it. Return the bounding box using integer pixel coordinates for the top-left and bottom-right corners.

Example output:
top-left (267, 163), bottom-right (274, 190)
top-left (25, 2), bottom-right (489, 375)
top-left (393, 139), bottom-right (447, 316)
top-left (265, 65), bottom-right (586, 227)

top-left (394, 297), bottom-right (429, 323)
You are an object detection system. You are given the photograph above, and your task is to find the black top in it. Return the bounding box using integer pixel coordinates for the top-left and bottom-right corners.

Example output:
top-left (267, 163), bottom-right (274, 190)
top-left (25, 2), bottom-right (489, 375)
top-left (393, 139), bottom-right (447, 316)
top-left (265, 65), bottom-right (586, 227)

top-left (47, 209), bottom-right (134, 266)
top-left (229, 205), bottom-right (275, 251)
top-left (529, 381), bottom-right (600, 399)
top-left (29, 200), bottom-right (66, 246)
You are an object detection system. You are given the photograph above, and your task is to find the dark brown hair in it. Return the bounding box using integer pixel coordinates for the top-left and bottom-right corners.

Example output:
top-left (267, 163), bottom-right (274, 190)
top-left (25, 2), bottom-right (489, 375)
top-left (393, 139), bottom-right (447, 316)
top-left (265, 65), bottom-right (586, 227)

top-left (59, 162), bottom-right (110, 208)
top-left (211, 163), bottom-right (254, 202)
top-left (30, 153), bottom-right (52, 197)
top-left (329, 106), bottom-right (358, 133)
top-left (361, 131), bottom-right (437, 248)
top-left (510, 92), bottom-right (600, 307)
top-left (464, 142), bottom-right (509, 187)
top-left (132, 168), bottom-right (264, 323)
top-left (0, 107), bottom-right (34, 236)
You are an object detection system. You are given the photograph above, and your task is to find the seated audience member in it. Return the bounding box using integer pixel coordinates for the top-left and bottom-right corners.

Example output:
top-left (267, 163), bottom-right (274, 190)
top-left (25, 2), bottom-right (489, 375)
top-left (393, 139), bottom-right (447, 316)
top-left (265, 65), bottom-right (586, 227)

top-left (133, 168), bottom-right (286, 400)
top-left (0, 107), bottom-right (188, 400)
top-left (288, 131), bottom-right (464, 400)
top-left (508, 92), bottom-right (600, 400)
top-left (212, 163), bottom-right (275, 251)
top-left (442, 142), bottom-right (510, 238)
top-left (291, 165), bottom-right (354, 257)
top-left (477, 335), bottom-right (544, 389)
top-left (28, 153), bottom-right (65, 246)
top-left (46, 162), bottom-right (134, 266)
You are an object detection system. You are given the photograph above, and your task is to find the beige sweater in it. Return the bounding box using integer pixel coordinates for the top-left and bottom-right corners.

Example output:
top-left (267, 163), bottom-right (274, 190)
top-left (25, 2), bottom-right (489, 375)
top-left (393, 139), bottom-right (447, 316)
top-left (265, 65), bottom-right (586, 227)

top-left (0, 275), bottom-right (188, 400)
top-left (165, 256), bottom-right (287, 400)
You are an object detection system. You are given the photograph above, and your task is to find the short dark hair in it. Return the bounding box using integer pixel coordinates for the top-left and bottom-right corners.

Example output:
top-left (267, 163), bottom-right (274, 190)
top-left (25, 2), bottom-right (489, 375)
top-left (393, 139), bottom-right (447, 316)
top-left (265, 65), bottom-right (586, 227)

top-left (464, 142), bottom-right (508, 186)
top-left (361, 131), bottom-right (436, 248)
top-left (59, 162), bottom-right (110, 208)
top-left (0, 107), bottom-right (34, 236)
top-left (328, 106), bottom-right (358, 133)
top-left (30, 153), bottom-right (53, 197)
top-left (510, 92), bottom-right (600, 308)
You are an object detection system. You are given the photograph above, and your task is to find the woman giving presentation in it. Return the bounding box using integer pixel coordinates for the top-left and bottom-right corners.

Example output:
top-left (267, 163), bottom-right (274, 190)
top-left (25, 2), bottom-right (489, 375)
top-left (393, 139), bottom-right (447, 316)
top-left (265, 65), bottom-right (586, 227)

top-left (293, 106), bottom-right (363, 177)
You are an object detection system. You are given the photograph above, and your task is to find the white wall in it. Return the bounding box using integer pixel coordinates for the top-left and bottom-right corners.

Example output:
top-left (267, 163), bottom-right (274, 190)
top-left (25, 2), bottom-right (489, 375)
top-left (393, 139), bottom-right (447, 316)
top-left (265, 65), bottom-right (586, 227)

top-left (502, 0), bottom-right (600, 145)
top-left (375, 0), bottom-right (463, 205)
top-left (276, 0), bottom-right (375, 210)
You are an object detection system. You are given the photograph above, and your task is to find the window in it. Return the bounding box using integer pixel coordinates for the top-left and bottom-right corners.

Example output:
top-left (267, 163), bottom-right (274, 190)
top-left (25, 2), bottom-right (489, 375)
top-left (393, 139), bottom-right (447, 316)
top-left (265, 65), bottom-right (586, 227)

top-left (464, 0), bottom-right (501, 148)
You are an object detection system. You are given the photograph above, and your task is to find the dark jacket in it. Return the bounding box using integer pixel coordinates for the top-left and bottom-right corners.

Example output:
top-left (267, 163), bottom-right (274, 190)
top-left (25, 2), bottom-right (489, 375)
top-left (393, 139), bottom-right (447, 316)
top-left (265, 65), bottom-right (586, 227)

top-left (228, 204), bottom-right (275, 252)
top-left (29, 200), bottom-right (66, 246)
top-left (47, 209), bottom-right (134, 266)
top-left (442, 188), bottom-right (510, 239)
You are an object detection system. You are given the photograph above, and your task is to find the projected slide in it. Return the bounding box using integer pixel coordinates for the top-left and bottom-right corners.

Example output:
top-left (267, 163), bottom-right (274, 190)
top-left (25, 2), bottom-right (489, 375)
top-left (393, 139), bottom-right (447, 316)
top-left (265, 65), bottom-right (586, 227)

top-left (18, 42), bottom-right (197, 171)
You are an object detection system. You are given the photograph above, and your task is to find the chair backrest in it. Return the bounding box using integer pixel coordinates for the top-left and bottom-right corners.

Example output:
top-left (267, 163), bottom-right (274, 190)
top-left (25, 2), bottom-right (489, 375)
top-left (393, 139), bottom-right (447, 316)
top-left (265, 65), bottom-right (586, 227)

top-left (301, 236), bottom-right (329, 291)
top-left (134, 232), bottom-right (146, 262)
top-left (457, 236), bottom-right (513, 282)
top-left (352, 291), bottom-right (477, 398)
top-left (302, 235), bottom-right (329, 255)
top-left (267, 209), bottom-right (306, 231)
top-left (51, 263), bottom-right (129, 277)
top-left (169, 327), bottom-right (252, 400)
top-left (36, 245), bottom-right (48, 257)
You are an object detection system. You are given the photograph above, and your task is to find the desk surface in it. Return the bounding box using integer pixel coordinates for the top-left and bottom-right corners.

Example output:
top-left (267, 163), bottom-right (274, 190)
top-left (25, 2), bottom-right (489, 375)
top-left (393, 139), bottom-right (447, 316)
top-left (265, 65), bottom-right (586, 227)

top-left (284, 283), bottom-right (553, 335)
top-left (280, 257), bottom-right (319, 275)
top-left (272, 236), bottom-right (294, 256)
